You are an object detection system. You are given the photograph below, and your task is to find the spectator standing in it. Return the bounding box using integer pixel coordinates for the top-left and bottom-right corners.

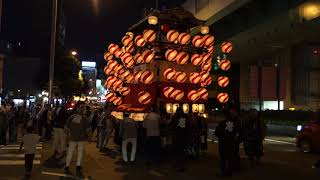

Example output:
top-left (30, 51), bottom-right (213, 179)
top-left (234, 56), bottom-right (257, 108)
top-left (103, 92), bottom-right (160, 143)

top-left (19, 126), bottom-right (40, 179)
top-left (7, 102), bottom-right (17, 143)
top-left (0, 106), bottom-right (7, 145)
top-left (200, 115), bottom-right (208, 155)
top-left (36, 105), bottom-right (49, 141)
top-left (52, 105), bottom-right (68, 159)
top-left (120, 112), bottom-right (138, 163)
top-left (143, 106), bottom-right (161, 165)
top-left (64, 105), bottom-right (91, 174)
top-left (98, 105), bottom-right (115, 151)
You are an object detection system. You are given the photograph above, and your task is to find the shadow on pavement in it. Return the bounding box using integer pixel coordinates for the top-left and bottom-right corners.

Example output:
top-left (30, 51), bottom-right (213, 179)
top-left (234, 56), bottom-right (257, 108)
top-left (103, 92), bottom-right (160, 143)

top-left (43, 157), bottom-right (65, 169)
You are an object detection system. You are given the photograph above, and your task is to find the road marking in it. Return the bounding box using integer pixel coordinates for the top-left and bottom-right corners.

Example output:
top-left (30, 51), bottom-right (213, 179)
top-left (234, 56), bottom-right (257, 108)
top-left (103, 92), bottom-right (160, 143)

top-left (0, 160), bottom-right (40, 165)
top-left (0, 154), bottom-right (41, 158)
top-left (0, 146), bottom-right (42, 150)
top-left (42, 171), bottom-right (90, 180)
top-left (265, 138), bottom-right (295, 145)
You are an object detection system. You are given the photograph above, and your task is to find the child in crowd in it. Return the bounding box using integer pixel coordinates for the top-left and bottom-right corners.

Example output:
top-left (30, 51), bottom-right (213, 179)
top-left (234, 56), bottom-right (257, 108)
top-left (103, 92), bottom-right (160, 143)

top-left (19, 126), bottom-right (40, 179)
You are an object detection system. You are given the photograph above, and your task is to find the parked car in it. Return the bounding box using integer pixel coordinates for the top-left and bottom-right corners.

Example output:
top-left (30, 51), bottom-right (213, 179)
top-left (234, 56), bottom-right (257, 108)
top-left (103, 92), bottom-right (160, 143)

top-left (296, 120), bottom-right (320, 153)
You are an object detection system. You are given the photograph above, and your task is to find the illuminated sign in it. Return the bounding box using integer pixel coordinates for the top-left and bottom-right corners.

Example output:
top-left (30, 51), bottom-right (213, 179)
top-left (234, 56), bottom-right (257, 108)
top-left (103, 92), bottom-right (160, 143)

top-left (81, 61), bottom-right (96, 68)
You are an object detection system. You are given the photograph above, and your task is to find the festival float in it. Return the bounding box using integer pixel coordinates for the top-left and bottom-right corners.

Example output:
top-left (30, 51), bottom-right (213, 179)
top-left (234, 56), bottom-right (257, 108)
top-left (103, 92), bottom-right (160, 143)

top-left (102, 8), bottom-right (232, 120)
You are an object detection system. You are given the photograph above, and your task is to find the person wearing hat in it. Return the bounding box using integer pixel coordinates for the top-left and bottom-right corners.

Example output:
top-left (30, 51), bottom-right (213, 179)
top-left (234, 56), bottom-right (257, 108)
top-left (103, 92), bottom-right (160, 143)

top-left (120, 112), bottom-right (138, 163)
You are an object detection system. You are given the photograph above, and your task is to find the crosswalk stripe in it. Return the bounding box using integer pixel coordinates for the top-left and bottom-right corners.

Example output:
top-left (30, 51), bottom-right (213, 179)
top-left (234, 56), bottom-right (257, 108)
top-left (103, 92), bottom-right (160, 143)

top-left (0, 154), bottom-right (41, 158)
top-left (0, 160), bottom-right (41, 165)
top-left (1, 144), bottom-right (42, 147)
top-left (0, 146), bottom-right (42, 150)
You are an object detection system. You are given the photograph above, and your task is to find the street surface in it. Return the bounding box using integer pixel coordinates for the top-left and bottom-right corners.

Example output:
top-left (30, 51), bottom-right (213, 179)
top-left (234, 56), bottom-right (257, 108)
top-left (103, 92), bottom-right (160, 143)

top-left (0, 136), bottom-right (319, 180)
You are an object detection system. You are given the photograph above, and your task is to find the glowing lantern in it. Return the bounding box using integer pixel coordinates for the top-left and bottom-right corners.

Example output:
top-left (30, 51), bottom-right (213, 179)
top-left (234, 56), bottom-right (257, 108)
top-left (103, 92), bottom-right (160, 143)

top-left (191, 54), bottom-right (203, 66)
top-left (170, 89), bottom-right (185, 101)
top-left (134, 35), bottom-right (146, 47)
top-left (178, 32), bottom-right (191, 45)
top-left (189, 72), bottom-right (201, 84)
top-left (142, 49), bottom-right (155, 63)
top-left (167, 30), bottom-right (179, 42)
top-left (148, 15), bottom-right (158, 25)
top-left (192, 35), bottom-right (204, 47)
top-left (114, 64), bottom-right (125, 75)
top-left (221, 41), bottom-right (233, 54)
top-left (138, 91), bottom-right (152, 104)
top-left (125, 44), bottom-right (134, 53)
top-left (143, 29), bottom-right (156, 42)
top-left (163, 86), bottom-right (175, 98)
top-left (200, 25), bottom-right (209, 35)
top-left (219, 59), bottom-right (231, 71)
top-left (203, 34), bottom-right (215, 47)
top-left (121, 53), bottom-right (134, 68)
top-left (134, 71), bottom-right (143, 83)
top-left (175, 72), bottom-right (187, 83)
top-left (105, 76), bottom-right (117, 89)
top-left (125, 32), bottom-right (134, 38)
top-left (161, 24), bottom-right (170, 33)
top-left (113, 97), bottom-right (123, 106)
top-left (207, 46), bottom-right (214, 54)
top-left (134, 53), bottom-right (144, 64)
top-left (163, 68), bottom-right (176, 80)
top-left (201, 62), bottom-right (212, 72)
top-left (112, 79), bottom-right (123, 91)
top-left (188, 90), bottom-right (200, 102)
top-left (140, 71), bottom-right (154, 84)
top-left (119, 87), bottom-right (131, 96)
top-left (126, 74), bottom-right (134, 84)
top-left (202, 53), bottom-right (212, 64)
top-left (165, 49), bottom-right (178, 62)
top-left (217, 93), bottom-right (229, 103)
top-left (107, 60), bottom-right (118, 71)
top-left (200, 71), bottom-right (210, 82)
top-left (103, 52), bottom-right (113, 61)
top-left (122, 35), bottom-right (133, 46)
top-left (218, 76), bottom-right (230, 88)
top-left (105, 92), bottom-right (116, 102)
top-left (108, 43), bottom-right (120, 54)
top-left (175, 52), bottom-right (189, 65)
top-left (104, 66), bottom-right (114, 75)
top-left (114, 49), bottom-right (123, 58)
top-left (197, 88), bottom-right (208, 100)
top-left (201, 76), bottom-right (213, 87)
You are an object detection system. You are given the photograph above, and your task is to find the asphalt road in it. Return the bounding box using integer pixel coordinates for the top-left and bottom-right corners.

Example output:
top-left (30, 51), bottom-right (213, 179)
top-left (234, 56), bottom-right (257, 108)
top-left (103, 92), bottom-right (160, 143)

top-left (0, 136), bottom-right (319, 180)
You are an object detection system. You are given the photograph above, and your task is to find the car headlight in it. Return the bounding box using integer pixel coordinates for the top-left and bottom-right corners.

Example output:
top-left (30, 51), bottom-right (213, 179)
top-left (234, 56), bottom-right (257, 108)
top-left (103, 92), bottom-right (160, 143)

top-left (297, 125), bottom-right (302, 131)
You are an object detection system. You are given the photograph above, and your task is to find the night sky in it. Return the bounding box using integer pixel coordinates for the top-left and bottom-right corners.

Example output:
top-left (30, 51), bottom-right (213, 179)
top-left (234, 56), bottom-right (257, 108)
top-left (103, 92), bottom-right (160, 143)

top-left (2, 0), bottom-right (186, 62)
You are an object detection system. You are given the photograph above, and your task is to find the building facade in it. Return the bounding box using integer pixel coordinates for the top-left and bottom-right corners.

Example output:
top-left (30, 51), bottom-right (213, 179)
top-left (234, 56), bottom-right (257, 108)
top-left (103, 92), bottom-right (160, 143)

top-left (184, 0), bottom-right (320, 110)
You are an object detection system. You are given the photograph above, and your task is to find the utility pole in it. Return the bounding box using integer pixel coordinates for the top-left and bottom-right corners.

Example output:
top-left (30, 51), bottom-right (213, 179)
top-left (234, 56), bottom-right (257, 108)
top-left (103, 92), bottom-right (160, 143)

top-left (49, 0), bottom-right (58, 104)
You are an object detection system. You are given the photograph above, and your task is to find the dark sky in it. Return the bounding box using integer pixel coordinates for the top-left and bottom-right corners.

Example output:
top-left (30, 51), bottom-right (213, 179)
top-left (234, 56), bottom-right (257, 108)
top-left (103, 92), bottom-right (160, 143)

top-left (1, 0), bottom-right (185, 61)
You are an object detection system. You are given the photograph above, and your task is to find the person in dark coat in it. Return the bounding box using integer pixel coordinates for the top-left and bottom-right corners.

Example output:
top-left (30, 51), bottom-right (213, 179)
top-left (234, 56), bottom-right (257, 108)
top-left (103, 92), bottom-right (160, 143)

top-left (215, 108), bottom-right (240, 177)
top-left (243, 109), bottom-right (266, 166)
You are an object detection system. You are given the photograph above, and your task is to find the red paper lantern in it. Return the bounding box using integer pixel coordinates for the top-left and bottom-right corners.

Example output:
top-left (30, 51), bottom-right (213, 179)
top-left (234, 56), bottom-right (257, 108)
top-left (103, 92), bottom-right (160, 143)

top-left (105, 76), bottom-right (117, 89)
top-left (191, 54), bottom-right (203, 66)
top-left (119, 87), bottom-right (130, 96)
top-left (134, 71), bottom-right (143, 83)
top-left (108, 43), bottom-right (120, 54)
top-left (143, 29), bottom-right (156, 42)
top-left (178, 32), bottom-right (191, 45)
top-left (114, 48), bottom-right (123, 58)
top-left (134, 35), bottom-right (146, 47)
top-left (189, 72), bottom-right (201, 84)
top-left (134, 53), bottom-right (144, 64)
top-left (219, 59), bottom-right (231, 71)
top-left (121, 53), bottom-right (134, 69)
top-left (192, 35), bottom-right (204, 47)
top-left (170, 89), bottom-right (185, 101)
top-left (203, 34), bottom-right (215, 47)
top-left (200, 71), bottom-right (210, 81)
top-left (218, 76), bottom-right (229, 88)
top-left (113, 97), bottom-right (123, 106)
top-left (140, 71), bottom-right (154, 84)
top-left (125, 44), bottom-right (134, 53)
top-left (103, 52), bottom-right (113, 61)
top-left (221, 41), bottom-right (233, 54)
top-left (188, 90), bottom-right (200, 102)
top-left (138, 91), bottom-right (152, 104)
top-left (126, 74), bottom-right (134, 84)
top-left (122, 35), bottom-right (133, 46)
top-left (217, 93), bottom-right (229, 103)
top-left (105, 92), bottom-right (116, 102)
top-left (197, 88), bottom-right (208, 100)
top-left (202, 53), bottom-right (212, 64)
top-left (142, 49), bottom-right (155, 63)
top-left (207, 46), bottom-right (214, 54)
top-left (125, 32), bottom-right (134, 38)
top-left (104, 66), bottom-right (114, 75)
top-left (163, 86), bottom-right (175, 98)
top-left (112, 79), bottom-right (123, 91)
top-left (161, 24), bottom-right (170, 33)
top-left (175, 52), bottom-right (189, 65)
top-left (201, 76), bottom-right (213, 87)
top-left (165, 49), bottom-right (178, 62)
top-left (114, 64), bottom-right (125, 75)
top-left (175, 72), bottom-right (187, 83)
top-left (167, 30), bottom-right (179, 42)
top-left (163, 68), bottom-right (176, 80)
top-left (201, 62), bottom-right (212, 72)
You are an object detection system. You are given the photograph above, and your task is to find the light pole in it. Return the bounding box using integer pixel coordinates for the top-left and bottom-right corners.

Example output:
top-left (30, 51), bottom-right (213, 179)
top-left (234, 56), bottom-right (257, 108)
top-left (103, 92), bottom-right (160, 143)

top-left (49, 0), bottom-right (58, 105)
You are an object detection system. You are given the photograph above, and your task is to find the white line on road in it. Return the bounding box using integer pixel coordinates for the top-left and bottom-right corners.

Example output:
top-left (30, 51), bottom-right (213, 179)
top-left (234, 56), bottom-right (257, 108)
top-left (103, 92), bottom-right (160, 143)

top-left (0, 146), bottom-right (42, 150)
top-left (0, 160), bottom-right (40, 165)
top-left (0, 154), bottom-right (41, 158)
top-left (265, 138), bottom-right (296, 145)
top-left (42, 171), bottom-right (90, 180)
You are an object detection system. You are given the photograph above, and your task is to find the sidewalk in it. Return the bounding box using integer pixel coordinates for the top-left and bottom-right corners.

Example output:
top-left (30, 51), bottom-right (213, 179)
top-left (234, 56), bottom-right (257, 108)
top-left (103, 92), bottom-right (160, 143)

top-left (30, 139), bottom-right (320, 180)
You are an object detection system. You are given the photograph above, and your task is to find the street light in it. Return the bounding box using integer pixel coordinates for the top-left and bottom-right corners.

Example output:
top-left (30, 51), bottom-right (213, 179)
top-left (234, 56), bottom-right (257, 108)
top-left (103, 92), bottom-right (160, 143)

top-left (71, 51), bottom-right (77, 56)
